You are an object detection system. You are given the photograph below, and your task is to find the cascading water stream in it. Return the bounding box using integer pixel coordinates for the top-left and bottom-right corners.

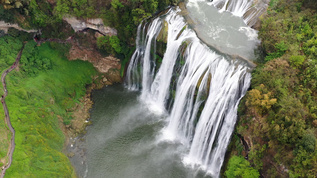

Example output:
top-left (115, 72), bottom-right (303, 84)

top-left (125, 3), bottom-right (257, 177)
top-left (206, 0), bottom-right (269, 26)
top-left (126, 18), bottom-right (162, 91)
top-left (210, 0), bottom-right (253, 16)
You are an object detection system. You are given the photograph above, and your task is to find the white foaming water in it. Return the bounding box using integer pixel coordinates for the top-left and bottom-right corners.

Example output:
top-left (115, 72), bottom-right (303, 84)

top-left (143, 11), bottom-right (195, 111)
top-left (209, 0), bottom-right (253, 16)
top-left (239, 27), bottom-right (260, 41)
top-left (189, 0), bottom-right (268, 27)
top-left (126, 7), bottom-right (252, 178)
top-left (125, 18), bottom-right (162, 91)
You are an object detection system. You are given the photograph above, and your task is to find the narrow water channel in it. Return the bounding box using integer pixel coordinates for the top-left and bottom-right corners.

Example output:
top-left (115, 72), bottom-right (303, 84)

top-left (70, 85), bottom-right (210, 178)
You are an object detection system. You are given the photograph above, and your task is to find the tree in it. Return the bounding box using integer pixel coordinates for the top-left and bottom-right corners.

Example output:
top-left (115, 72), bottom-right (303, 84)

top-left (245, 84), bottom-right (277, 116)
top-left (97, 35), bottom-right (121, 55)
top-left (289, 55), bottom-right (305, 68)
top-left (225, 156), bottom-right (260, 178)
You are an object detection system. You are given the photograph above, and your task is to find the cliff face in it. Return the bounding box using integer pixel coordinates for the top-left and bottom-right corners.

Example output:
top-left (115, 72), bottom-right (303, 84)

top-left (68, 36), bottom-right (121, 85)
top-left (63, 17), bottom-right (117, 36)
top-left (63, 16), bottom-right (122, 84)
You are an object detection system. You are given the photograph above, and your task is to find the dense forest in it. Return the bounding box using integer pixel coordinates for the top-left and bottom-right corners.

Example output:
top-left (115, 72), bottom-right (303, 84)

top-left (229, 0), bottom-right (317, 177)
top-left (1, 0), bottom-right (317, 177)
top-left (0, 0), bottom-right (178, 67)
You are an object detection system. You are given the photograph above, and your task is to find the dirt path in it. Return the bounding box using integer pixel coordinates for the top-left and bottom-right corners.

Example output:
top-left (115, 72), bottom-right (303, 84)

top-left (0, 30), bottom-right (106, 177)
top-left (0, 43), bottom-right (26, 178)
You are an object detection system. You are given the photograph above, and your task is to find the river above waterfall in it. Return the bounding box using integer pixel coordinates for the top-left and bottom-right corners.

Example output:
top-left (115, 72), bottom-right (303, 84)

top-left (185, 0), bottom-right (261, 61)
top-left (69, 85), bottom-right (212, 178)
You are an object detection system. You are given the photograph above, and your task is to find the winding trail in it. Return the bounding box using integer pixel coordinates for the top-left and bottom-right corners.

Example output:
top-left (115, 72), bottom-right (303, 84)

top-left (0, 43), bottom-right (26, 178)
top-left (0, 39), bottom-right (70, 177)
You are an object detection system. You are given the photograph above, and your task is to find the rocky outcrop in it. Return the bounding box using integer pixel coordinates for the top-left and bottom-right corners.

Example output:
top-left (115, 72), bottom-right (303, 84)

top-left (63, 17), bottom-right (117, 36)
top-left (68, 43), bottom-right (121, 73)
top-left (68, 34), bottom-right (121, 85)
top-left (0, 21), bottom-right (37, 34)
top-left (95, 56), bottom-right (121, 74)
top-left (64, 16), bottom-right (121, 82)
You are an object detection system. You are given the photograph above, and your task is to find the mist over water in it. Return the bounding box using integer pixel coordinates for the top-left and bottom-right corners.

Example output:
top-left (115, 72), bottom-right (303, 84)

top-left (71, 85), bottom-right (211, 178)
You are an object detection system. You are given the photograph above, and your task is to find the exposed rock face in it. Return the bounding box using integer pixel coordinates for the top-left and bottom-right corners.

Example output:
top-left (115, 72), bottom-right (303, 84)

top-left (0, 21), bottom-right (37, 34)
top-left (64, 17), bottom-right (121, 81)
top-left (68, 31), bottom-right (122, 85)
top-left (70, 93), bottom-right (93, 134)
top-left (106, 68), bottom-right (121, 83)
top-left (96, 56), bottom-right (121, 74)
top-left (68, 43), bottom-right (121, 74)
top-left (63, 17), bottom-right (117, 36)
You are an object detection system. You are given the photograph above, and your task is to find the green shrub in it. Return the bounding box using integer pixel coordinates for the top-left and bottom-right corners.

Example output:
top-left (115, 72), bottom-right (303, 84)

top-left (303, 35), bottom-right (317, 57)
top-left (54, 0), bottom-right (70, 20)
top-left (132, 8), bottom-right (151, 25)
top-left (300, 132), bottom-right (316, 153)
top-left (239, 0), bottom-right (317, 176)
top-left (111, 0), bottom-right (124, 9)
top-left (97, 35), bottom-right (122, 55)
top-left (225, 156), bottom-right (260, 178)
top-left (265, 41), bottom-right (288, 61)
top-left (290, 55), bottom-right (305, 68)
top-left (0, 5), bottom-right (14, 22)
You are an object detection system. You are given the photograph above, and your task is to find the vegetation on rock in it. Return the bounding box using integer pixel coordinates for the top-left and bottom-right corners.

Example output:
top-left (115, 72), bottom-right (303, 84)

top-left (229, 0), bottom-right (317, 177)
top-left (97, 35), bottom-right (121, 56)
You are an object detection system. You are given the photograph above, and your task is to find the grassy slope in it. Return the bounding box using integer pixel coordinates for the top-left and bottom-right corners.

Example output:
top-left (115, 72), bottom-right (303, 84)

top-left (0, 36), bottom-right (96, 177)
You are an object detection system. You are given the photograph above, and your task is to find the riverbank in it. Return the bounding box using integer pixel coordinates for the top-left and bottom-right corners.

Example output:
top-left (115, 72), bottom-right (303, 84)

top-left (61, 84), bottom-right (116, 177)
top-left (59, 31), bottom-right (123, 150)
top-left (59, 74), bottom-right (119, 151)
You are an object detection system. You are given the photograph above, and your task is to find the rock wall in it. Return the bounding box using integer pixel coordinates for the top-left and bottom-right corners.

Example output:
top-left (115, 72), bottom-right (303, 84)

top-left (67, 30), bottom-right (121, 85)
top-left (63, 16), bottom-right (121, 85)
top-left (63, 17), bottom-right (117, 36)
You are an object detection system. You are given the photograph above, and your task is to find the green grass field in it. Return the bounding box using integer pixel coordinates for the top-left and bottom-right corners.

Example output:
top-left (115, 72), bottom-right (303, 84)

top-left (0, 36), bottom-right (97, 177)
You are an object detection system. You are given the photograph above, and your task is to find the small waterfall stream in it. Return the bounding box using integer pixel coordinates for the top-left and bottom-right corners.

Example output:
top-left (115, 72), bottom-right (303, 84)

top-left (125, 3), bottom-right (256, 176)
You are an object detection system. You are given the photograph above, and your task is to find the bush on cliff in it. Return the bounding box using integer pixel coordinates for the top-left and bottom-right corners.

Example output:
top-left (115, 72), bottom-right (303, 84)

top-left (235, 0), bottom-right (317, 177)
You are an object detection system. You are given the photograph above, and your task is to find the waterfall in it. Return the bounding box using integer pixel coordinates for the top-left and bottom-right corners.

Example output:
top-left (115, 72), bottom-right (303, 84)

top-left (125, 7), bottom-right (251, 178)
top-left (209, 0), bottom-right (253, 16)
top-left (125, 18), bottom-right (162, 91)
